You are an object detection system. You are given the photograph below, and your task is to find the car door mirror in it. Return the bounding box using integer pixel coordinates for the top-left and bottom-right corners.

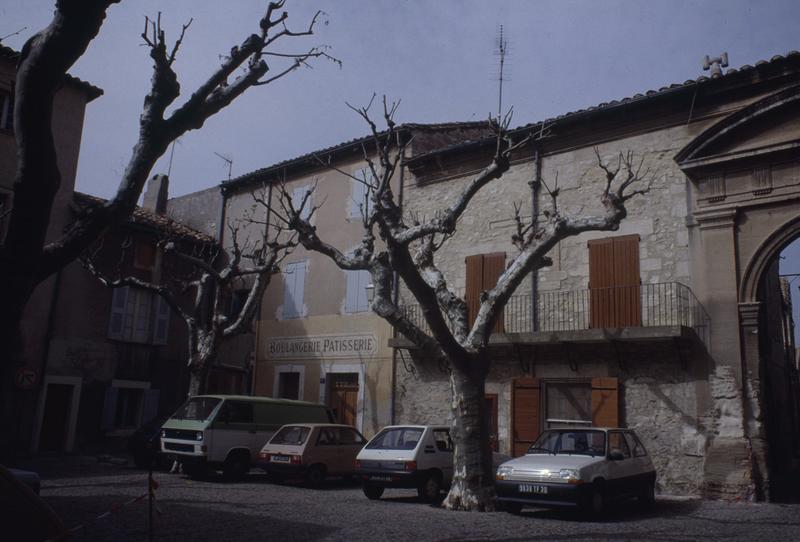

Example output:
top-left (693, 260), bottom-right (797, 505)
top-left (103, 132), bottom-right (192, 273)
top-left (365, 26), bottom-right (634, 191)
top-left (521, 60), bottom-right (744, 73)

top-left (609, 451), bottom-right (625, 461)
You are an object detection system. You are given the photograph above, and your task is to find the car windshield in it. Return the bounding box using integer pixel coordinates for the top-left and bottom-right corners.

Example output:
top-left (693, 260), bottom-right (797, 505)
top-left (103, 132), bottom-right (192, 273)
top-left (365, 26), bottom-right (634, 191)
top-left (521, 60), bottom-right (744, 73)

top-left (270, 426), bottom-right (310, 445)
top-left (172, 397), bottom-right (221, 421)
top-left (528, 430), bottom-right (606, 457)
top-left (365, 427), bottom-right (424, 450)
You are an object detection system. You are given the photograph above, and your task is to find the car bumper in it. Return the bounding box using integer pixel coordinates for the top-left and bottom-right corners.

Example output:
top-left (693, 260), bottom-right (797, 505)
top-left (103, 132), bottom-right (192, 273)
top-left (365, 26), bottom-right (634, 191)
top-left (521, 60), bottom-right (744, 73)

top-left (356, 469), bottom-right (425, 488)
top-left (495, 479), bottom-right (585, 507)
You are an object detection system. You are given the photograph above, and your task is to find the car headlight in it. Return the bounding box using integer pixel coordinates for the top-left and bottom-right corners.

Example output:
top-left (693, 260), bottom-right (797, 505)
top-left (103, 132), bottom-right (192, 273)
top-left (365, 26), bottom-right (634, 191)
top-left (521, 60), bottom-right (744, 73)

top-left (161, 430), bottom-right (166, 438)
top-left (496, 465), bottom-right (514, 480)
top-left (195, 431), bottom-right (203, 441)
top-left (559, 469), bottom-right (580, 483)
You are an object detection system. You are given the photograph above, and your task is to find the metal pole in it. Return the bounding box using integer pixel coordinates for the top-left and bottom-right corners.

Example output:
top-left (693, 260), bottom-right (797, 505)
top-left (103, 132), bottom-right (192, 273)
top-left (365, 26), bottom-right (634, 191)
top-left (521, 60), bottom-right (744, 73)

top-left (148, 463), bottom-right (154, 542)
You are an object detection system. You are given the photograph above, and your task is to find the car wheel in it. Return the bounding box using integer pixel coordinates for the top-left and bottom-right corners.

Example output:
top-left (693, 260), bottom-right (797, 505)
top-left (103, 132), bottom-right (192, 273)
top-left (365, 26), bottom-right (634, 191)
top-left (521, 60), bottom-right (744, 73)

top-left (501, 501), bottom-right (523, 515)
top-left (363, 484), bottom-right (384, 500)
top-left (304, 465), bottom-right (326, 487)
top-left (638, 479), bottom-right (655, 508)
top-left (223, 454), bottom-right (250, 481)
top-left (581, 483), bottom-right (605, 518)
top-left (417, 473), bottom-right (442, 502)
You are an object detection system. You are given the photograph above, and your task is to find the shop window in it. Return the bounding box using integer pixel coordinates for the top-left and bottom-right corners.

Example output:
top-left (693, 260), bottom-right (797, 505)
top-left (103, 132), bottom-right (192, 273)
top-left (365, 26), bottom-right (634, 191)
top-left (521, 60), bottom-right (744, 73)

top-left (277, 372), bottom-right (300, 400)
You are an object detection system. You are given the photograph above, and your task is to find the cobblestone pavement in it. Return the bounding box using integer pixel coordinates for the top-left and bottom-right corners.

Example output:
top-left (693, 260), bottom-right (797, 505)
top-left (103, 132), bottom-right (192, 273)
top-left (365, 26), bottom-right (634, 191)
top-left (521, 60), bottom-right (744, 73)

top-left (17, 456), bottom-right (800, 542)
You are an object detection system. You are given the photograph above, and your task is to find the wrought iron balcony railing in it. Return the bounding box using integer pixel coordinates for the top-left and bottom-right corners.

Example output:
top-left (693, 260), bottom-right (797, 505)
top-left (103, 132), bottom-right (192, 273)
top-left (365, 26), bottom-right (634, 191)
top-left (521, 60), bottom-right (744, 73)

top-left (400, 282), bottom-right (711, 348)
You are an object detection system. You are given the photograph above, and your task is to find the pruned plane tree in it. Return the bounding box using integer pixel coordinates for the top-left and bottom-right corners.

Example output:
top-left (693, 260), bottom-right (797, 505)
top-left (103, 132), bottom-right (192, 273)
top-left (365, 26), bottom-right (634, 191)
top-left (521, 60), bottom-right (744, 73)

top-left (270, 96), bottom-right (654, 511)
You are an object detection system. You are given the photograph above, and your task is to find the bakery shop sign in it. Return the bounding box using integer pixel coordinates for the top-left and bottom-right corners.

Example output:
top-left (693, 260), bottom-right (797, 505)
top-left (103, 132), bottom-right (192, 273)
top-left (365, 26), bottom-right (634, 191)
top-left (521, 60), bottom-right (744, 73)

top-left (267, 334), bottom-right (378, 359)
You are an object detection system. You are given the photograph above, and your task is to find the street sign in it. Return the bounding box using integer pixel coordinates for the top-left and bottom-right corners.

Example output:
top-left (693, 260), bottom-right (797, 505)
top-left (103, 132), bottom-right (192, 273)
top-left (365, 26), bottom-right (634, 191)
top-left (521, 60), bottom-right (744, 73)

top-left (14, 366), bottom-right (39, 390)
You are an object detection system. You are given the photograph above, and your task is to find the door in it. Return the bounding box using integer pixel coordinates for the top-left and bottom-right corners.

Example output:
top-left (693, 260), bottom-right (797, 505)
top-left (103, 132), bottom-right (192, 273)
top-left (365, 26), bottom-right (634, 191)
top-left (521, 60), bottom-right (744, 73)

top-left (327, 373), bottom-right (359, 426)
top-left (512, 378), bottom-right (540, 457)
top-left (589, 235), bottom-right (641, 327)
top-left (40, 384), bottom-right (73, 452)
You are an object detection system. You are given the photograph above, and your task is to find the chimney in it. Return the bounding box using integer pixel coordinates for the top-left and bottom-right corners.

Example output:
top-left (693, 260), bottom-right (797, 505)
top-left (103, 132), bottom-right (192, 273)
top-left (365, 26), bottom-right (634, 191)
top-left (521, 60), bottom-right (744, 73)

top-left (143, 174), bottom-right (169, 215)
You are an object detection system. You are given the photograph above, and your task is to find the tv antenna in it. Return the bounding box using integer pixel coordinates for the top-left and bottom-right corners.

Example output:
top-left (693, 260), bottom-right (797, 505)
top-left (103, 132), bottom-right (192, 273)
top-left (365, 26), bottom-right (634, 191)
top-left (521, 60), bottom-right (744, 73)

top-left (0, 27), bottom-right (27, 43)
top-left (214, 151), bottom-right (233, 180)
top-left (495, 24), bottom-right (509, 123)
top-left (167, 138), bottom-right (182, 177)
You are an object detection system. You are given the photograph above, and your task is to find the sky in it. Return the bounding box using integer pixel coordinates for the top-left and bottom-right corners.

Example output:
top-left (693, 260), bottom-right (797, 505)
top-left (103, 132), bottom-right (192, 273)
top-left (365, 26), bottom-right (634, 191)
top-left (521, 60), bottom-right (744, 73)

top-left (2, 1), bottom-right (800, 339)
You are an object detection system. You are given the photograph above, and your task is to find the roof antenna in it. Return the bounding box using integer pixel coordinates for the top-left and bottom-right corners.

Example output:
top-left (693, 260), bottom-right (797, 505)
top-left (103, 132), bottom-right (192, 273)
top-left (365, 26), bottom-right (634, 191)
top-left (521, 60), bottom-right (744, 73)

top-left (0, 27), bottom-right (27, 43)
top-left (494, 24), bottom-right (509, 123)
top-left (214, 151), bottom-right (233, 181)
top-left (166, 138), bottom-right (181, 177)
top-left (702, 52), bottom-right (729, 78)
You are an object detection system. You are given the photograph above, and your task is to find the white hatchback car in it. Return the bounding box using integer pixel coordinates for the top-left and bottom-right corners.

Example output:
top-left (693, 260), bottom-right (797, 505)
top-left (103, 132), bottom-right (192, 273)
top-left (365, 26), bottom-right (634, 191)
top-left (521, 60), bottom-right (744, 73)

top-left (495, 428), bottom-right (656, 516)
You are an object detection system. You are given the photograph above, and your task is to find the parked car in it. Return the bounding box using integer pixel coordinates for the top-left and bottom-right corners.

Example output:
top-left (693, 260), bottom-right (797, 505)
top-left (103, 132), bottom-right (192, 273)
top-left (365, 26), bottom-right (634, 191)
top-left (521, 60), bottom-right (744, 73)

top-left (161, 395), bottom-right (334, 480)
top-left (494, 427), bottom-right (656, 516)
top-left (257, 423), bottom-right (367, 485)
top-left (128, 415), bottom-right (170, 470)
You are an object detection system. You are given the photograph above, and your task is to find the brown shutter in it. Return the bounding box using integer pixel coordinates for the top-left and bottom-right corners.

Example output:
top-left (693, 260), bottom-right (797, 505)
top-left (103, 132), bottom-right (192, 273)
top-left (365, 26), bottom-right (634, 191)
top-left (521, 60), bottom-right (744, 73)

top-left (465, 254), bottom-right (483, 325)
top-left (588, 235), bottom-right (641, 327)
top-left (589, 238), bottom-right (615, 327)
top-left (591, 377), bottom-right (619, 428)
top-left (482, 252), bottom-right (506, 332)
top-left (512, 378), bottom-right (540, 456)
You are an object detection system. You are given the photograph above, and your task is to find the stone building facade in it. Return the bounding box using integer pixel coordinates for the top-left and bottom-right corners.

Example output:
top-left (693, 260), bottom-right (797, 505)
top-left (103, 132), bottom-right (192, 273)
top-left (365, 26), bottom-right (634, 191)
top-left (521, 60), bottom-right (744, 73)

top-left (392, 52), bottom-right (800, 500)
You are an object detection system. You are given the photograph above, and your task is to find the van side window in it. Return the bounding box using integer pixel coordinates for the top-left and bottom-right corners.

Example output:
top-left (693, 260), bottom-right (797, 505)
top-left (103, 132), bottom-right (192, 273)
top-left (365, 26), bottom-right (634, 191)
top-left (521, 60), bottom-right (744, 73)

top-left (220, 401), bottom-right (253, 424)
top-left (432, 429), bottom-right (453, 452)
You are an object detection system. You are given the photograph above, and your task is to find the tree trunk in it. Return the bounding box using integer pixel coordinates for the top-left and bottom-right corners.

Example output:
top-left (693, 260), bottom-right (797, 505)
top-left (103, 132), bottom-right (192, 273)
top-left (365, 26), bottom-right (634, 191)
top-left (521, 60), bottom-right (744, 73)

top-left (442, 355), bottom-right (496, 511)
top-left (186, 334), bottom-right (219, 397)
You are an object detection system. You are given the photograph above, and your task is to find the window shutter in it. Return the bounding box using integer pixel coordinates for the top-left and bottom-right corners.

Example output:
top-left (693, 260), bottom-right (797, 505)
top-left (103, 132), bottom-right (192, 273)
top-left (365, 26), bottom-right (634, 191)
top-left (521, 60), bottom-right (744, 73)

top-left (283, 262), bottom-right (306, 318)
top-left (108, 287), bottom-right (128, 339)
top-left (589, 235), bottom-right (641, 327)
top-left (612, 235), bottom-right (641, 326)
top-left (350, 174), bottom-right (368, 218)
top-left (465, 255), bottom-right (483, 325)
top-left (591, 377), bottom-right (619, 428)
top-left (292, 262), bottom-right (306, 317)
top-left (512, 378), bottom-right (540, 457)
top-left (141, 389), bottom-right (160, 425)
top-left (482, 252), bottom-right (506, 332)
top-left (153, 295), bottom-right (170, 345)
top-left (101, 386), bottom-right (119, 431)
top-left (356, 270), bottom-right (371, 311)
top-left (344, 270), bottom-right (359, 313)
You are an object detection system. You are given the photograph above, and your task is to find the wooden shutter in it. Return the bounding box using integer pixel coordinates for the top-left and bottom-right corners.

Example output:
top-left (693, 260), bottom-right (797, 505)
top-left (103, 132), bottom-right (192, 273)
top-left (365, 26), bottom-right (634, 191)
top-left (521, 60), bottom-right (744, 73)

top-left (591, 377), bottom-right (619, 428)
top-left (465, 253), bottom-right (506, 332)
top-left (512, 378), bottom-right (540, 457)
top-left (588, 235), bottom-right (640, 327)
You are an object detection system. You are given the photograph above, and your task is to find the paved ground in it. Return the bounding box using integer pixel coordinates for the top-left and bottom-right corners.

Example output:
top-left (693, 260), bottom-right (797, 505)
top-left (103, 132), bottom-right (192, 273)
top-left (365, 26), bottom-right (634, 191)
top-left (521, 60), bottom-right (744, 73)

top-left (14, 455), bottom-right (800, 541)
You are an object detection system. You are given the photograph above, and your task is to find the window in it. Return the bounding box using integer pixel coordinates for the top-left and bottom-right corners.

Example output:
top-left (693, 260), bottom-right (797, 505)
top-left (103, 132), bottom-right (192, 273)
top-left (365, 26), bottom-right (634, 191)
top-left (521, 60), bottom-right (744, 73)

top-left (588, 234), bottom-right (641, 327)
top-left (100, 381), bottom-right (158, 433)
top-left (344, 269), bottom-right (371, 313)
top-left (337, 427), bottom-right (366, 445)
top-left (0, 91), bottom-right (13, 132)
top-left (608, 432), bottom-right (632, 458)
top-left (270, 425), bottom-right (310, 445)
top-left (108, 287), bottom-right (170, 344)
top-left (228, 289), bottom-right (249, 321)
top-left (625, 432), bottom-right (648, 457)
top-left (544, 382), bottom-right (592, 429)
top-left (277, 372), bottom-right (300, 400)
top-left (432, 429), bottom-right (453, 452)
top-left (292, 185), bottom-right (313, 220)
top-left (349, 168), bottom-right (375, 218)
top-left (465, 252), bottom-right (506, 330)
top-left (282, 261), bottom-right (306, 318)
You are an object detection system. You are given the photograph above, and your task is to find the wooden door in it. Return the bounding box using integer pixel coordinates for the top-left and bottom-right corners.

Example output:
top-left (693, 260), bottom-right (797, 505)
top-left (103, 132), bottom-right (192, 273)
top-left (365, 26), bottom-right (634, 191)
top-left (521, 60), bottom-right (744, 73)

top-left (589, 235), bottom-right (641, 327)
top-left (328, 373), bottom-right (358, 427)
top-left (511, 378), bottom-right (540, 457)
top-left (465, 253), bottom-right (506, 332)
top-left (40, 384), bottom-right (72, 452)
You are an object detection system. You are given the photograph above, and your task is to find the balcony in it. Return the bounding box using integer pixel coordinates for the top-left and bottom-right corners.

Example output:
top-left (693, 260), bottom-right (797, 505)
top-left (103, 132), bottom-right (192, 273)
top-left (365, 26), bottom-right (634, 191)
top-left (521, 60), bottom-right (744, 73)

top-left (394, 282), bottom-right (710, 351)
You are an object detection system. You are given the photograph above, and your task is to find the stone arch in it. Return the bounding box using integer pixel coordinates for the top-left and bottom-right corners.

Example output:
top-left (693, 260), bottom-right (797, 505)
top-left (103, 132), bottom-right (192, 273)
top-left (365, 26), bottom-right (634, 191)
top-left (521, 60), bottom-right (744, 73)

top-left (739, 213), bottom-right (800, 304)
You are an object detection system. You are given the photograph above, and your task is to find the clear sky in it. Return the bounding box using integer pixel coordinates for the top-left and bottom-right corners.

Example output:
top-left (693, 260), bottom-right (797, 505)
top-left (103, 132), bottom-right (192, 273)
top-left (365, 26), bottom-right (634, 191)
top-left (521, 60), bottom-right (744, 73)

top-left (2, 0), bottom-right (799, 200)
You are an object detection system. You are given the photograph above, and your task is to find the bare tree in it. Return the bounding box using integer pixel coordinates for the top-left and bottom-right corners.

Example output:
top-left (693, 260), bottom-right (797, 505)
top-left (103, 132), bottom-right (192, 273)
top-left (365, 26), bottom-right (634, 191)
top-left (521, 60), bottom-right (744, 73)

top-left (270, 97), bottom-right (652, 511)
top-left (83, 211), bottom-right (295, 397)
top-left (0, 0), bottom-right (336, 361)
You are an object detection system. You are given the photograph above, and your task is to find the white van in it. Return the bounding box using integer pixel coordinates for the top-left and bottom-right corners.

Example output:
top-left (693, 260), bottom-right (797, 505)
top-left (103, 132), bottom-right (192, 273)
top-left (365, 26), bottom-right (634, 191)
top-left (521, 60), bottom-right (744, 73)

top-left (354, 425), bottom-right (455, 501)
top-left (160, 395), bottom-right (333, 479)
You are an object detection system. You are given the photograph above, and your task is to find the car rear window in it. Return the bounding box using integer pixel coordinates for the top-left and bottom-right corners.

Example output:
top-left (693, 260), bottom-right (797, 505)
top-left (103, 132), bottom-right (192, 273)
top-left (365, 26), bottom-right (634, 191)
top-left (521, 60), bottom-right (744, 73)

top-left (270, 426), bottom-right (310, 445)
top-left (366, 427), bottom-right (423, 450)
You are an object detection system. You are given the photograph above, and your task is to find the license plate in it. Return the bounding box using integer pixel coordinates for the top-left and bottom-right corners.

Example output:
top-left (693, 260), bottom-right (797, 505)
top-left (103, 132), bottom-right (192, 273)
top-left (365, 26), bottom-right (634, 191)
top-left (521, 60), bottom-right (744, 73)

top-left (518, 483), bottom-right (548, 495)
top-left (270, 455), bottom-right (291, 463)
top-left (369, 475), bottom-right (392, 481)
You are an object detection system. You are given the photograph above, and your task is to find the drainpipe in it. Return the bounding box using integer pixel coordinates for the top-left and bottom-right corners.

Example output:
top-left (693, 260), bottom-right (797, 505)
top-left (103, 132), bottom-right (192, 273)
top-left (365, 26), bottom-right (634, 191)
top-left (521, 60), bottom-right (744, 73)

top-left (530, 142), bottom-right (542, 333)
top-left (390, 131), bottom-right (407, 424)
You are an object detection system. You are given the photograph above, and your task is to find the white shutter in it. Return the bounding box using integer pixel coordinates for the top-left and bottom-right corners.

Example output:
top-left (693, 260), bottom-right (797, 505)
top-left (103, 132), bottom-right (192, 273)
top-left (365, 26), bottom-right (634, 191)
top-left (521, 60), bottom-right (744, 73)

top-left (292, 262), bottom-right (306, 317)
top-left (283, 262), bottom-right (306, 318)
top-left (356, 270), bottom-right (371, 311)
top-left (344, 270), bottom-right (360, 313)
top-left (350, 175), bottom-right (367, 218)
top-left (108, 287), bottom-right (128, 339)
top-left (101, 386), bottom-right (119, 431)
top-left (153, 295), bottom-right (170, 345)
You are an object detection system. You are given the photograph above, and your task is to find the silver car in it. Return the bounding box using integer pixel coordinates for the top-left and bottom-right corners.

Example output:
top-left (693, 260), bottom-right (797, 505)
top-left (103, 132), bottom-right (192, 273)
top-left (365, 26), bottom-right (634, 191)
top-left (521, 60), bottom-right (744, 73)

top-left (495, 428), bottom-right (656, 516)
